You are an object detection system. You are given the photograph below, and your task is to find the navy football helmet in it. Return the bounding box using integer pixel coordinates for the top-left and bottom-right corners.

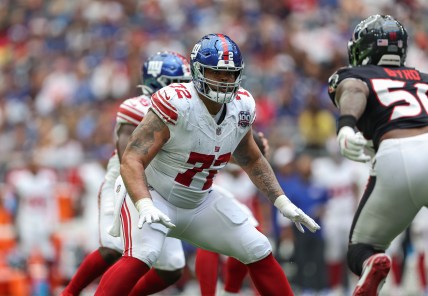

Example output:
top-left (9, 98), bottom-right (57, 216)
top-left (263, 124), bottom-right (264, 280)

top-left (140, 51), bottom-right (191, 95)
top-left (348, 15), bottom-right (408, 67)
top-left (190, 33), bottom-right (244, 104)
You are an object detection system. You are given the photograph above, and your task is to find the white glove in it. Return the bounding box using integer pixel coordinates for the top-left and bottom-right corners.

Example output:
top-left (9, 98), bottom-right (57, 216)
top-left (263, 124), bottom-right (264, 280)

top-left (135, 198), bottom-right (175, 229)
top-left (337, 127), bottom-right (371, 163)
top-left (274, 195), bottom-right (320, 233)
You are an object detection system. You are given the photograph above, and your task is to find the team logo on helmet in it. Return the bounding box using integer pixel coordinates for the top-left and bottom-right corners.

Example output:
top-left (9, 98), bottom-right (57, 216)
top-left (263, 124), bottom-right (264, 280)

top-left (147, 61), bottom-right (163, 77)
top-left (191, 44), bottom-right (201, 61)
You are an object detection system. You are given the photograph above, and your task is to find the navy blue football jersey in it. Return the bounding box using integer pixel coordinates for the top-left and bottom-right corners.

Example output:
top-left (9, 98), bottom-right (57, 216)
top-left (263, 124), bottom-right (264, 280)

top-left (328, 65), bottom-right (428, 150)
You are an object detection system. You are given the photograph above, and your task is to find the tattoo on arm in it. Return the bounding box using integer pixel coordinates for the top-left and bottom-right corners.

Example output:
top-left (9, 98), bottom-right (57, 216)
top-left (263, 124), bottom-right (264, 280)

top-left (233, 133), bottom-right (284, 203)
top-left (127, 110), bottom-right (168, 165)
top-left (246, 158), bottom-right (284, 203)
top-left (120, 110), bottom-right (169, 203)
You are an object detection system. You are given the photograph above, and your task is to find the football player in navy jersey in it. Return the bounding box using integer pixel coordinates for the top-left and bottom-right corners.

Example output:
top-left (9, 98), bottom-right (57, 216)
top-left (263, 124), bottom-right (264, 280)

top-left (95, 33), bottom-right (320, 296)
top-left (328, 14), bottom-right (428, 296)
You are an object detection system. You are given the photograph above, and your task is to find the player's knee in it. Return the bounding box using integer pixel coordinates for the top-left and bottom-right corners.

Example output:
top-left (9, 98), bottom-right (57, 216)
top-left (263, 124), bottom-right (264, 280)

top-left (167, 252), bottom-right (186, 270)
top-left (138, 246), bottom-right (162, 267)
top-left (347, 243), bottom-right (380, 276)
top-left (98, 247), bottom-right (121, 265)
top-left (155, 268), bottom-right (183, 285)
top-left (239, 234), bottom-right (272, 264)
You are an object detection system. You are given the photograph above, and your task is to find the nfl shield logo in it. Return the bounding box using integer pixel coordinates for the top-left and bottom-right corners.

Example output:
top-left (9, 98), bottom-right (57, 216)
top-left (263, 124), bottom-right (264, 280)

top-left (216, 127), bottom-right (222, 135)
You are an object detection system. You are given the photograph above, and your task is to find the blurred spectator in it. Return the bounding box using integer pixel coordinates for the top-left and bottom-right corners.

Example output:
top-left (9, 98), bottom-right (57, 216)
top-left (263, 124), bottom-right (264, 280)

top-left (298, 93), bottom-right (336, 154)
top-left (312, 139), bottom-right (369, 294)
top-left (277, 152), bottom-right (328, 293)
top-left (6, 152), bottom-right (58, 262)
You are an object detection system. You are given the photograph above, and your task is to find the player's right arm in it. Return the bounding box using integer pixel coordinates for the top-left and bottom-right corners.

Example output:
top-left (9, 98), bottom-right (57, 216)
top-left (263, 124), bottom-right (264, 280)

top-left (121, 109), bottom-right (169, 202)
top-left (329, 70), bottom-right (371, 162)
top-left (120, 109), bottom-right (175, 228)
top-left (115, 96), bottom-right (152, 162)
top-left (335, 78), bottom-right (369, 118)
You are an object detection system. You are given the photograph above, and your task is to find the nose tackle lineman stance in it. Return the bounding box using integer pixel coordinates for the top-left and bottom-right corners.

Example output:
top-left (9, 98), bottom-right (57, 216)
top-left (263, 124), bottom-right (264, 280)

top-left (95, 33), bottom-right (320, 296)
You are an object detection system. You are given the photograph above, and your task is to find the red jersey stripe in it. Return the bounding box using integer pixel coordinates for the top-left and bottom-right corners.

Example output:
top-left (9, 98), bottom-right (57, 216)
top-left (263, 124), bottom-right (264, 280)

top-left (151, 92), bottom-right (178, 124)
top-left (121, 202), bottom-right (131, 256)
top-left (118, 106), bottom-right (144, 124)
top-left (151, 103), bottom-right (175, 125)
top-left (124, 202), bottom-right (132, 256)
top-left (117, 114), bottom-right (140, 126)
top-left (156, 91), bottom-right (176, 111)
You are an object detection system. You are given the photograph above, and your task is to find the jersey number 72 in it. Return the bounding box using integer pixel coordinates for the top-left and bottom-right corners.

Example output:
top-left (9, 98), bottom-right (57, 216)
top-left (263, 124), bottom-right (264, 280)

top-left (174, 152), bottom-right (231, 190)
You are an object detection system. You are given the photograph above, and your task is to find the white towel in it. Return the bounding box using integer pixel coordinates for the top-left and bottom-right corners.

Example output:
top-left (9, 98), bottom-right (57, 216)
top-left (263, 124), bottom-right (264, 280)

top-left (108, 176), bottom-right (127, 237)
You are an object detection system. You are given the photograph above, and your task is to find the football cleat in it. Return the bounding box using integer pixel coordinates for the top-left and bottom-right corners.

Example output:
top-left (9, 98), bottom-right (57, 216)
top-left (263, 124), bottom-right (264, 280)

top-left (353, 253), bottom-right (391, 296)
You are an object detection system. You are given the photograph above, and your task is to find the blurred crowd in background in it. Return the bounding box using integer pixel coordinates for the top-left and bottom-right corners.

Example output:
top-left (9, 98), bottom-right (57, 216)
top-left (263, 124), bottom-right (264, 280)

top-left (1, 0), bottom-right (428, 295)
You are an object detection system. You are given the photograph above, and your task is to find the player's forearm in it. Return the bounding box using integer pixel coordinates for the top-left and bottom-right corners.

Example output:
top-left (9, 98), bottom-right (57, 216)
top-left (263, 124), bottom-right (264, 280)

top-left (116, 124), bottom-right (136, 162)
top-left (120, 154), bottom-right (152, 204)
top-left (240, 156), bottom-right (284, 204)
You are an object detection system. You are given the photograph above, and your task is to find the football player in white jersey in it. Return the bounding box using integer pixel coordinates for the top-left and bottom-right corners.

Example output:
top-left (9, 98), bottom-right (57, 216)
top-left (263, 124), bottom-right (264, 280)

top-left (195, 133), bottom-right (268, 296)
top-left (61, 51), bottom-right (191, 296)
top-left (7, 153), bottom-right (58, 262)
top-left (95, 33), bottom-right (320, 296)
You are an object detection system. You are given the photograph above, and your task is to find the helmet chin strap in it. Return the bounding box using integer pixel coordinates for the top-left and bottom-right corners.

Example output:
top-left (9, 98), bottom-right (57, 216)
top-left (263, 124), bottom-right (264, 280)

top-left (377, 54), bottom-right (402, 66)
top-left (206, 87), bottom-right (235, 104)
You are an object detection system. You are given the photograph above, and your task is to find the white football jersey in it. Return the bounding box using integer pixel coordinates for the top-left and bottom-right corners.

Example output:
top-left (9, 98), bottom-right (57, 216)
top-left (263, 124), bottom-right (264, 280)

top-left (104, 95), bottom-right (151, 187)
top-left (8, 168), bottom-right (58, 219)
top-left (147, 82), bottom-right (256, 208)
top-left (312, 157), bottom-right (362, 218)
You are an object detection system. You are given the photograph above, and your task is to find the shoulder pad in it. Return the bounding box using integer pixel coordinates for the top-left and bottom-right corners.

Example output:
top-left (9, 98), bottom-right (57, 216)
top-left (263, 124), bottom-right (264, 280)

top-left (327, 67), bottom-right (361, 106)
top-left (150, 85), bottom-right (181, 125)
top-left (235, 88), bottom-right (255, 106)
top-left (328, 67), bottom-right (351, 96)
top-left (234, 87), bottom-right (256, 125)
top-left (117, 96), bottom-right (151, 126)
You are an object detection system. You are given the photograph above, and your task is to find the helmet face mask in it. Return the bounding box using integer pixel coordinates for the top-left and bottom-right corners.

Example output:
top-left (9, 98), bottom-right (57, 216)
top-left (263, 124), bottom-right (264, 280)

top-left (190, 34), bottom-right (244, 104)
top-left (141, 51), bottom-right (191, 95)
top-left (348, 15), bottom-right (408, 67)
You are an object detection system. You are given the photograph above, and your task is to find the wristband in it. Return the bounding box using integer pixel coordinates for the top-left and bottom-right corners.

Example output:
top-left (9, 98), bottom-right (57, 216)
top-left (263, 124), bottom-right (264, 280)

top-left (135, 198), bottom-right (153, 212)
top-left (274, 195), bottom-right (291, 208)
top-left (337, 115), bottom-right (357, 134)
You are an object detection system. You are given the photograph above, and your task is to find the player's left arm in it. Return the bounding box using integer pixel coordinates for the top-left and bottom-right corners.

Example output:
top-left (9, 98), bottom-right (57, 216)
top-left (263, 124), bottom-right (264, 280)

top-left (232, 129), bottom-right (282, 204)
top-left (233, 129), bottom-right (320, 233)
top-left (230, 130), bottom-right (268, 166)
